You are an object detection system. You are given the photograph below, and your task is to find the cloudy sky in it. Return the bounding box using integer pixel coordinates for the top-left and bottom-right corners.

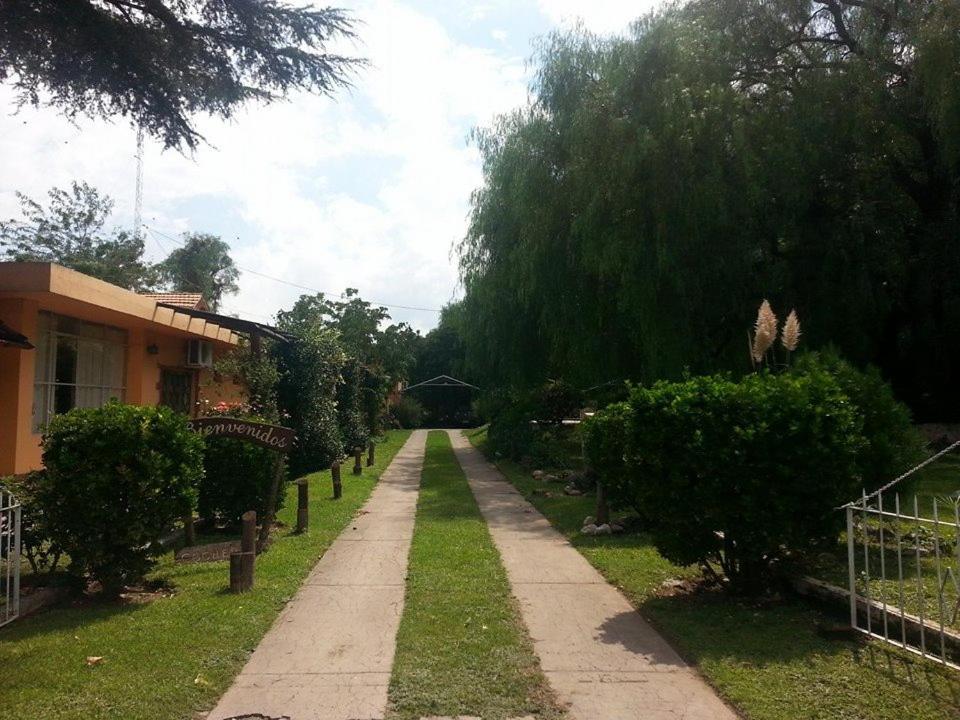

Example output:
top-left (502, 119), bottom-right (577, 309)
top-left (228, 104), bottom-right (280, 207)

top-left (0, 0), bottom-right (660, 332)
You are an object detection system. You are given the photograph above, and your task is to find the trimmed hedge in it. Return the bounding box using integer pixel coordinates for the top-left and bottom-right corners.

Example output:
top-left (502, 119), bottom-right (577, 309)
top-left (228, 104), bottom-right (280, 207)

top-left (585, 355), bottom-right (923, 590)
top-left (37, 403), bottom-right (203, 595)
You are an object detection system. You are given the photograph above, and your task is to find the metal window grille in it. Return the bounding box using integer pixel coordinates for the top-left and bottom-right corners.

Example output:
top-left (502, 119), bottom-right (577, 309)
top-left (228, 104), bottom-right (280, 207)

top-left (844, 441), bottom-right (960, 670)
top-left (0, 487), bottom-right (21, 628)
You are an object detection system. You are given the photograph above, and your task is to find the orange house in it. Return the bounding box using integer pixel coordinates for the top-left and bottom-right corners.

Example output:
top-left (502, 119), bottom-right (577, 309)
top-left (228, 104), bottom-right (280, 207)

top-left (0, 262), bottom-right (255, 475)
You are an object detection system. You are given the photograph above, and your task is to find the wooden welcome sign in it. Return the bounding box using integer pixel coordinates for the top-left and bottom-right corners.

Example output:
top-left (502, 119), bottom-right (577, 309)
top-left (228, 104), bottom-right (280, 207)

top-left (186, 418), bottom-right (295, 453)
top-left (186, 417), bottom-right (298, 585)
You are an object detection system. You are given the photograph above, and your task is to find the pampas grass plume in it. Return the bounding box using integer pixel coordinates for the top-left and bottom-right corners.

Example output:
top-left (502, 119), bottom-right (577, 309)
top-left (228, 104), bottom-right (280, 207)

top-left (751, 299), bottom-right (778, 363)
top-left (782, 310), bottom-right (801, 352)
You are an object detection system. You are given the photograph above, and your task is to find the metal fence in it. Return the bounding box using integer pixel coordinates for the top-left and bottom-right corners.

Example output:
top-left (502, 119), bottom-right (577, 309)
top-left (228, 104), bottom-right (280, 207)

top-left (844, 441), bottom-right (960, 670)
top-left (0, 487), bottom-right (21, 627)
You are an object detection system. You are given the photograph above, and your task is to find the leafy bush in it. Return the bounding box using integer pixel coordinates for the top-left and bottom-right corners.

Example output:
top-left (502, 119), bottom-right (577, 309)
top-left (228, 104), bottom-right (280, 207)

top-left (623, 371), bottom-right (864, 590)
top-left (337, 357), bottom-right (370, 453)
top-left (392, 395), bottom-right (425, 429)
top-left (2, 472), bottom-right (62, 577)
top-left (37, 403), bottom-right (203, 595)
top-left (487, 403), bottom-right (535, 459)
top-left (793, 351), bottom-right (926, 487)
top-left (583, 401), bottom-right (632, 504)
top-left (275, 324), bottom-right (345, 474)
top-left (196, 403), bottom-right (283, 526)
top-left (531, 379), bottom-right (582, 425)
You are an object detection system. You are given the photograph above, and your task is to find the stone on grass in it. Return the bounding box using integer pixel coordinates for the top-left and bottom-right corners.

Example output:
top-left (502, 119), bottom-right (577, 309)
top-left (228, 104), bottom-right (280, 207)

top-left (609, 523), bottom-right (624, 534)
top-left (564, 485), bottom-right (583, 496)
top-left (583, 515), bottom-right (595, 526)
top-left (544, 473), bottom-right (560, 483)
top-left (532, 470), bottom-right (545, 481)
top-left (595, 523), bottom-right (612, 535)
top-left (581, 524), bottom-right (599, 536)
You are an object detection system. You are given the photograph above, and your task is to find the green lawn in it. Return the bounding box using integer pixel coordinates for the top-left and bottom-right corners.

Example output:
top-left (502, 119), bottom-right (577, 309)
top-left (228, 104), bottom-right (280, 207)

top-left (467, 426), bottom-right (960, 720)
top-left (0, 430), bottom-right (411, 720)
top-left (388, 431), bottom-right (563, 720)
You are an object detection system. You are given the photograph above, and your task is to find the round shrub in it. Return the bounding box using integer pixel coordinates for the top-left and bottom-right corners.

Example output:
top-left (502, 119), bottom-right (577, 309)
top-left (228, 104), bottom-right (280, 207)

top-left (625, 370), bottom-right (864, 591)
top-left (392, 396), bottom-right (425, 429)
top-left (197, 404), bottom-right (284, 527)
top-left (582, 401), bottom-right (633, 506)
top-left (38, 403), bottom-right (202, 595)
top-left (792, 350), bottom-right (926, 487)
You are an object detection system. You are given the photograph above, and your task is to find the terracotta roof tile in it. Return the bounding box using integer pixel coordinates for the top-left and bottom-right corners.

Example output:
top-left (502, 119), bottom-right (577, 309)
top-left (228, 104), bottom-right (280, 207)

top-left (141, 292), bottom-right (208, 310)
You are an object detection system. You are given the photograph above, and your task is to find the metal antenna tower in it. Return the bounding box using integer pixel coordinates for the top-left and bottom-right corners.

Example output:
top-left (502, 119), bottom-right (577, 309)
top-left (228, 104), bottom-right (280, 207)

top-left (133, 125), bottom-right (144, 239)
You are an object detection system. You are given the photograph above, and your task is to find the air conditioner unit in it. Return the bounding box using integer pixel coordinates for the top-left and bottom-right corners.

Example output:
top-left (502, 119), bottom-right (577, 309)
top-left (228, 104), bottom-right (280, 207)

top-left (186, 339), bottom-right (213, 368)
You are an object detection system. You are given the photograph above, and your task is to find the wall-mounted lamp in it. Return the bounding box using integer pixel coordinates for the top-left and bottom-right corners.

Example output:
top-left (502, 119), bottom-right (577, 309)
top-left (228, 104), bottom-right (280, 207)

top-left (146, 344), bottom-right (159, 355)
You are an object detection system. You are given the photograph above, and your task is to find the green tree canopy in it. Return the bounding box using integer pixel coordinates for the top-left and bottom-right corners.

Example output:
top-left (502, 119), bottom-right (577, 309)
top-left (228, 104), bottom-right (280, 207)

top-left (0, 0), bottom-right (361, 150)
top-left (459, 0), bottom-right (960, 420)
top-left (156, 232), bottom-right (239, 310)
top-left (0, 181), bottom-right (155, 290)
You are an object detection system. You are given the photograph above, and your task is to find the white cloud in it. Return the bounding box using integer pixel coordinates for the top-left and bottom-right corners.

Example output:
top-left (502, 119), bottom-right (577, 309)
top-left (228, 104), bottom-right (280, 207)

top-left (536, 0), bottom-right (664, 35)
top-left (0, 0), bottom-right (527, 333)
top-left (0, 0), bottom-right (665, 333)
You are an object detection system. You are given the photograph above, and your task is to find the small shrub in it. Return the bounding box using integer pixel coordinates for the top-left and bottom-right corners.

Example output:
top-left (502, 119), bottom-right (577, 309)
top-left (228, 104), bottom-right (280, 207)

top-left (393, 396), bottom-right (425, 429)
top-left (583, 401), bottom-right (633, 506)
top-left (2, 472), bottom-right (62, 577)
top-left (531, 379), bottom-right (582, 425)
top-left (487, 403), bottom-right (535, 459)
top-left (792, 350), bottom-right (926, 487)
top-left (197, 403), bottom-right (283, 526)
top-left (37, 403), bottom-right (203, 595)
top-left (624, 371), bottom-right (864, 591)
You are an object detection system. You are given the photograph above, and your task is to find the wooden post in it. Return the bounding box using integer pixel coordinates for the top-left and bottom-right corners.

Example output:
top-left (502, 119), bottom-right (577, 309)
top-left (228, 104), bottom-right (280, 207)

top-left (229, 551), bottom-right (255, 593)
top-left (353, 446), bottom-right (362, 475)
top-left (183, 512), bottom-right (196, 547)
top-left (231, 510), bottom-right (257, 593)
top-left (241, 510), bottom-right (257, 554)
top-left (331, 461), bottom-right (342, 499)
top-left (257, 455), bottom-right (285, 553)
top-left (595, 480), bottom-right (610, 526)
top-left (296, 478), bottom-right (309, 533)
top-left (367, 440), bottom-right (375, 467)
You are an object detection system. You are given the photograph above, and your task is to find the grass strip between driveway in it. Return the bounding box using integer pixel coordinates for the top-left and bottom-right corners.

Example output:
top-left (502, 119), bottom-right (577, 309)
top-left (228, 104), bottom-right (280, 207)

top-left (388, 430), bottom-right (564, 720)
top-left (0, 430), bottom-right (412, 720)
top-left (466, 426), bottom-right (960, 720)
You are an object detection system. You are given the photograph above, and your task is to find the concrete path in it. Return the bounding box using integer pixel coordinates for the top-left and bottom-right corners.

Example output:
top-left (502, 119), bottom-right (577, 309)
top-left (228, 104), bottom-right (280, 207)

top-left (208, 430), bottom-right (427, 720)
top-left (449, 431), bottom-right (738, 720)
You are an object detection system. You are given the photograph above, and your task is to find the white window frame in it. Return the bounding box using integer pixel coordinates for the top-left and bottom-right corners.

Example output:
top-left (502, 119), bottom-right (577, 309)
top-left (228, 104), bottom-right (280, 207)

top-left (32, 312), bottom-right (127, 432)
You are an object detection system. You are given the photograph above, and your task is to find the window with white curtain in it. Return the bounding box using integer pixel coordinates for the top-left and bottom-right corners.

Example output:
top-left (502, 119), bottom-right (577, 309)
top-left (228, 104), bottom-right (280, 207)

top-left (32, 312), bottom-right (127, 431)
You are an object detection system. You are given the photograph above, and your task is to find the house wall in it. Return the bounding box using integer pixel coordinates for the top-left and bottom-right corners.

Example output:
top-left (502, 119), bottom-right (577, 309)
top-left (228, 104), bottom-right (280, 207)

top-left (0, 300), bottom-right (244, 476)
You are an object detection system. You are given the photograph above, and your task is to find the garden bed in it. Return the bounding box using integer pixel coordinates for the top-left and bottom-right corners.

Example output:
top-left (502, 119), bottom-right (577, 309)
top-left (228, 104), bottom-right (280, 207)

top-left (468, 426), bottom-right (960, 720)
top-left (0, 430), bottom-right (411, 720)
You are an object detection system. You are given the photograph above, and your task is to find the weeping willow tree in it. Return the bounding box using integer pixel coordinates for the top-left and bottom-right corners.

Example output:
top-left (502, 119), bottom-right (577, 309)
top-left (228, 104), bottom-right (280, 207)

top-left (458, 0), bottom-right (960, 419)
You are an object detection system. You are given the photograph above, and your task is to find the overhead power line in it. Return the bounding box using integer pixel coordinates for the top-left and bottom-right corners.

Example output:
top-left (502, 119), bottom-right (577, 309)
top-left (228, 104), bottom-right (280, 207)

top-left (142, 224), bottom-right (443, 314)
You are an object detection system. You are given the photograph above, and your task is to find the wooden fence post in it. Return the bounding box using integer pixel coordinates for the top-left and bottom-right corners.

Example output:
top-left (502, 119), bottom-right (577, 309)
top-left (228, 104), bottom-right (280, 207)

top-left (230, 510), bottom-right (257, 593)
top-left (229, 551), bottom-right (255, 593)
top-left (241, 510), bottom-right (257, 554)
top-left (296, 478), bottom-right (309, 533)
top-left (183, 512), bottom-right (196, 547)
top-left (331, 461), bottom-right (342, 499)
top-left (353, 447), bottom-right (363, 475)
top-left (367, 440), bottom-right (375, 467)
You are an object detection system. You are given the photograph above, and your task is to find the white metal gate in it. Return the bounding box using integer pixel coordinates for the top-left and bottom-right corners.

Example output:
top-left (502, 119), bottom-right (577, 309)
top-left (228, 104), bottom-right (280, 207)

top-left (0, 486), bottom-right (21, 627)
top-left (844, 441), bottom-right (960, 669)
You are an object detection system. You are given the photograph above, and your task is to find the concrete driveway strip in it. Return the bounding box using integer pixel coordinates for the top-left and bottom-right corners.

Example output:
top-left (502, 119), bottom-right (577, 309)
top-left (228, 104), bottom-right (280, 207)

top-left (208, 430), bottom-right (427, 720)
top-left (448, 430), bottom-right (738, 720)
